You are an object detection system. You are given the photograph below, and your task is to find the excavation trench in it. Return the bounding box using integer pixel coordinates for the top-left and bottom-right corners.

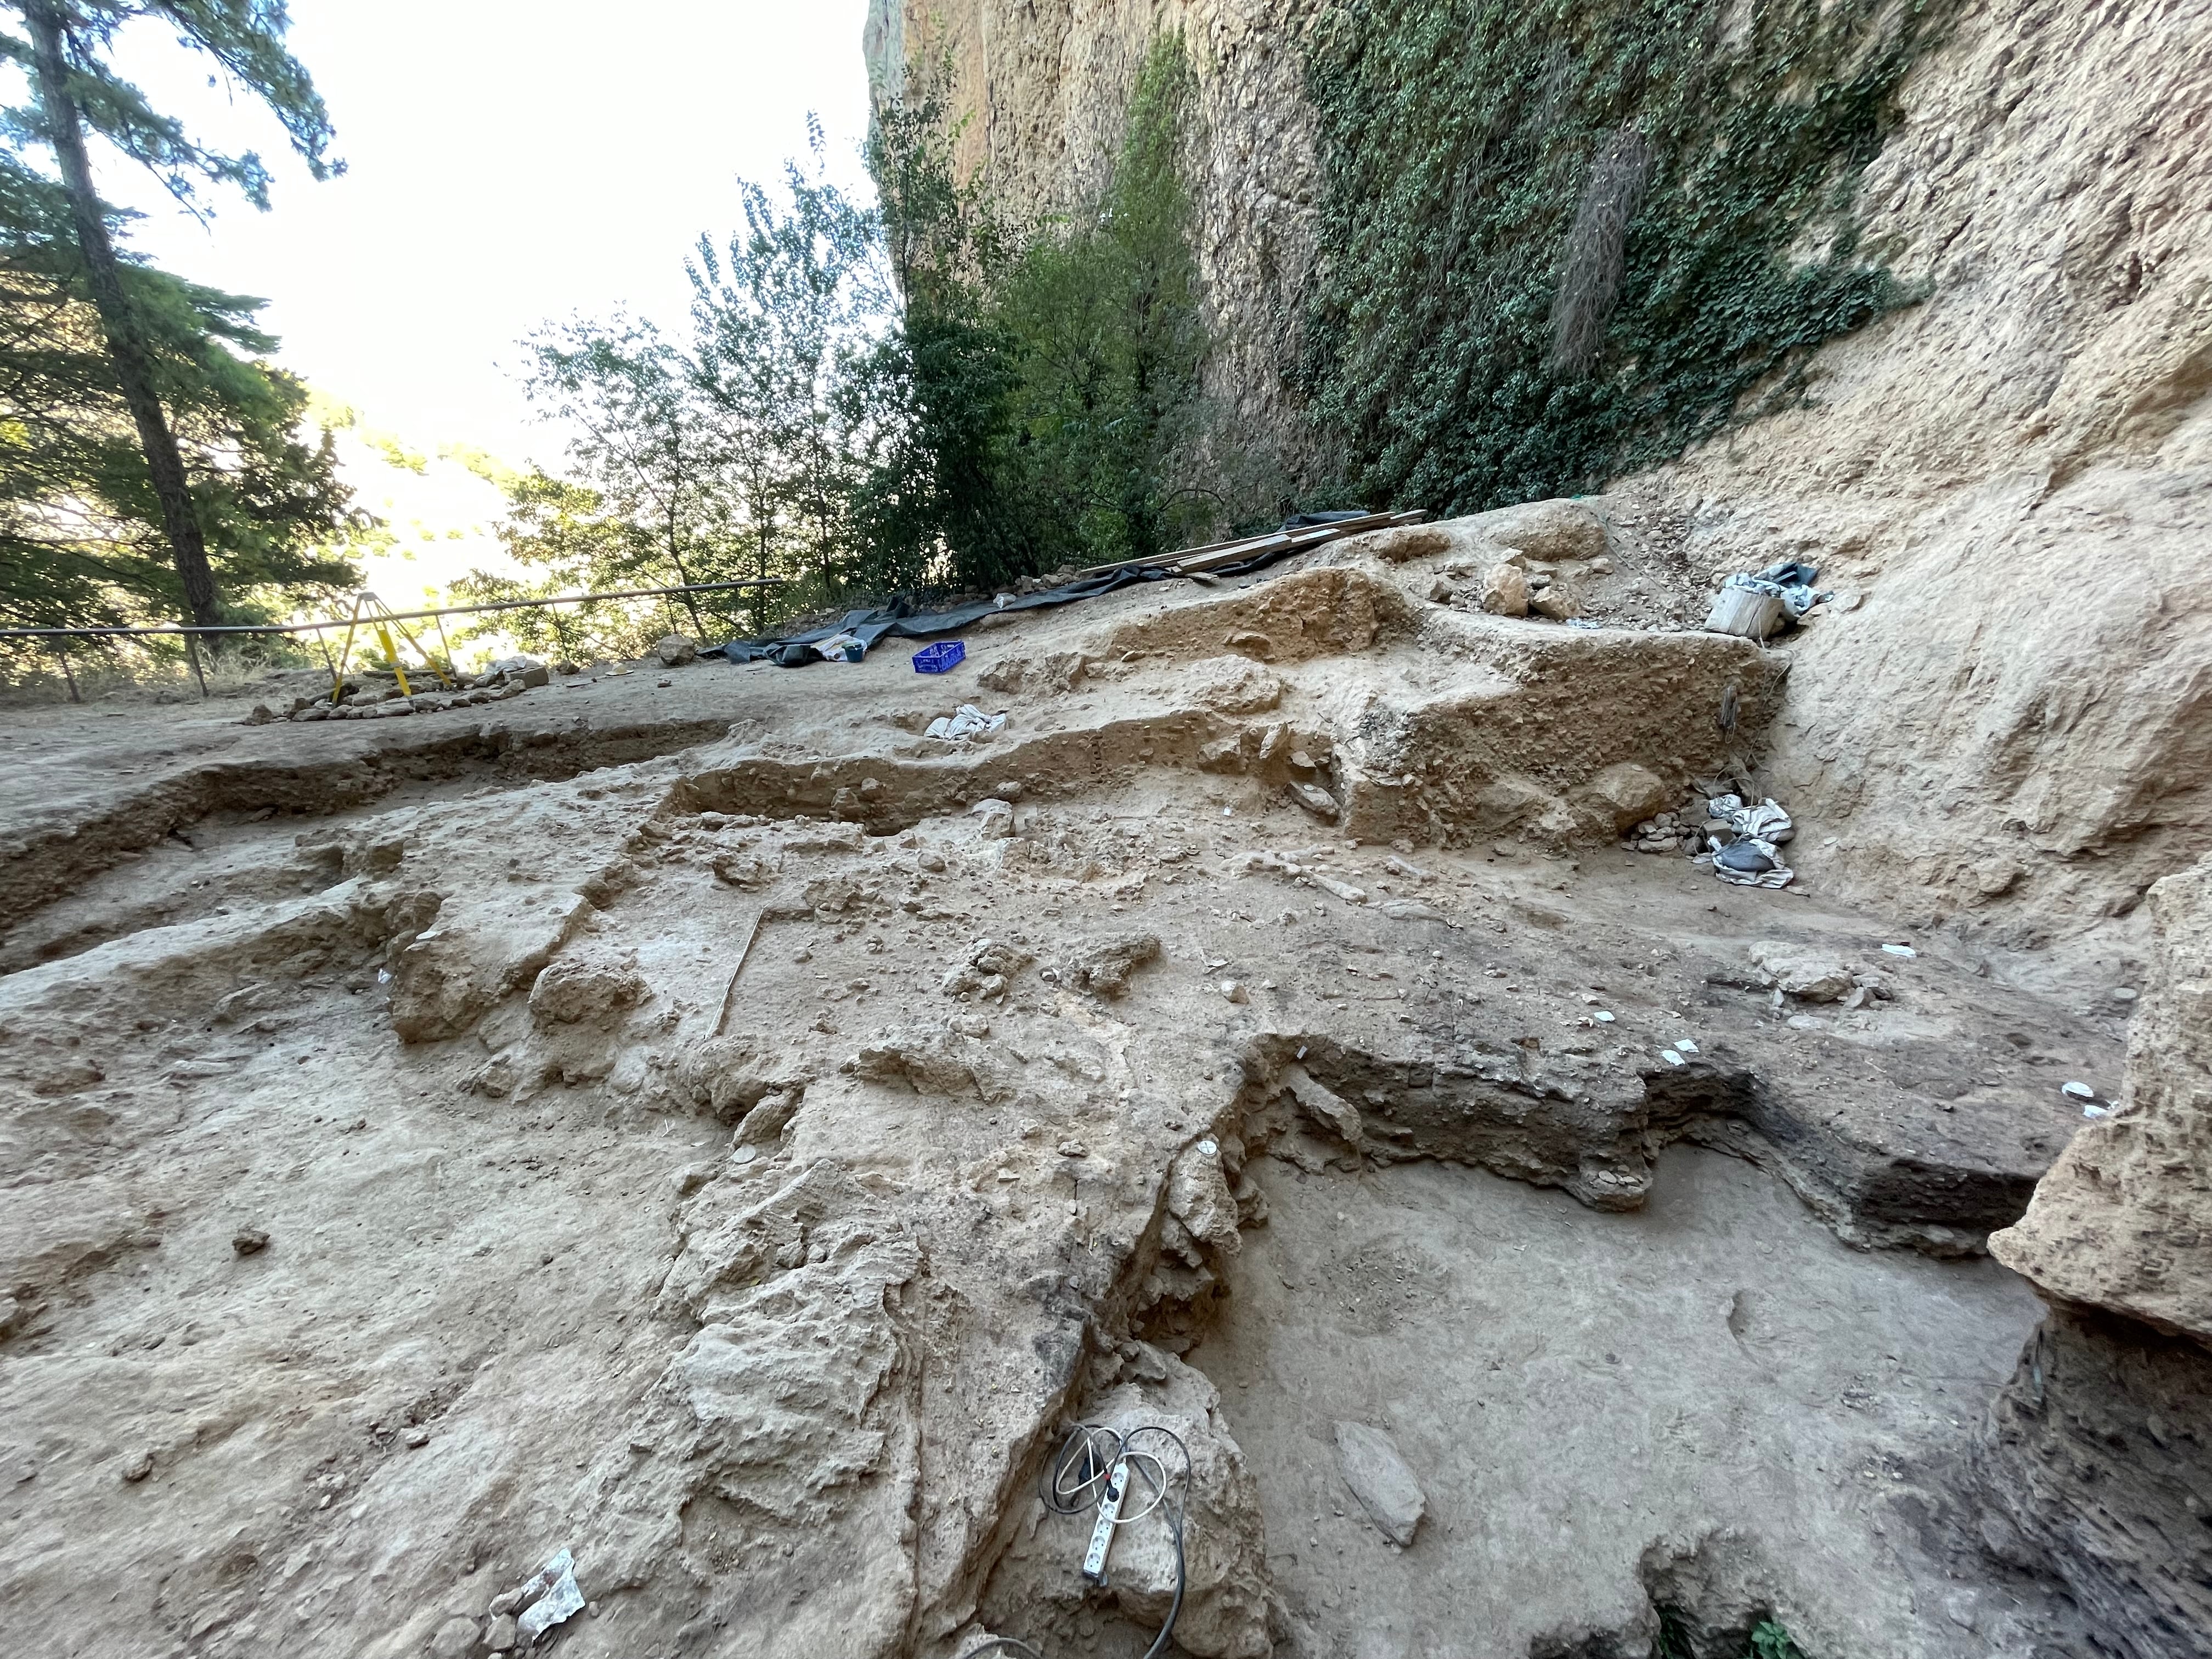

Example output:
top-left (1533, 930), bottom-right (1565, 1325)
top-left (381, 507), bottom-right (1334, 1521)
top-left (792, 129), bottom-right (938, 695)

top-left (0, 713), bottom-right (735, 947)
top-left (957, 1034), bottom-right (2083, 1659)
top-left (0, 526), bottom-right (2125, 1659)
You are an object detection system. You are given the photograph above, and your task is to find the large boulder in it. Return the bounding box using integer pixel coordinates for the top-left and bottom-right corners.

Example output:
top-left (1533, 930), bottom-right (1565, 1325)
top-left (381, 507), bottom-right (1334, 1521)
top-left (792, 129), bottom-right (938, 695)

top-left (1977, 860), bottom-right (2212, 1658)
top-left (1991, 861), bottom-right (2212, 1341)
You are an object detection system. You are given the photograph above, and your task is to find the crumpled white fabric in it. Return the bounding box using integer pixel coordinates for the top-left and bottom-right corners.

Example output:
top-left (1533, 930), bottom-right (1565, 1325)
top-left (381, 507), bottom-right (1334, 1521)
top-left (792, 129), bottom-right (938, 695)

top-left (1700, 793), bottom-right (1796, 889)
top-left (515, 1547), bottom-right (586, 1641)
top-left (926, 704), bottom-right (1007, 741)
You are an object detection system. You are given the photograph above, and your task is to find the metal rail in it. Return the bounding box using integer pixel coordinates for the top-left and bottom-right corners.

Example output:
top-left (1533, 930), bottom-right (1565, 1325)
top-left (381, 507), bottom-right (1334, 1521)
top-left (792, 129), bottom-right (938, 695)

top-left (0, 577), bottom-right (783, 641)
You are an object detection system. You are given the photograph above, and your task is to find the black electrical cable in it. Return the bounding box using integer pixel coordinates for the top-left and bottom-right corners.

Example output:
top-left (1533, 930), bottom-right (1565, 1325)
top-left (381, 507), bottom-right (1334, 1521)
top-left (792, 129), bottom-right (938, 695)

top-left (960, 1422), bottom-right (1192, 1659)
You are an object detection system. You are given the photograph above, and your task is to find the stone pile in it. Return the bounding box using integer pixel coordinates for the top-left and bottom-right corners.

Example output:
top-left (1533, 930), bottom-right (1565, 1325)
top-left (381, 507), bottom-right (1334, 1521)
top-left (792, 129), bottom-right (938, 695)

top-left (1628, 807), bottom-right (1705, 856)
top-left (246, 656), bottom-right (555, 724)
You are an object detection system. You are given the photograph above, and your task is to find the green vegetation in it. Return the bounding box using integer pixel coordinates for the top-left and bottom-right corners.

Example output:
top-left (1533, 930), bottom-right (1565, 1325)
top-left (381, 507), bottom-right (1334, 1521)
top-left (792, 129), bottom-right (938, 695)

top-left (1, 0), bottom-right (359, 657)
top-left (466, 36), bottom-right (1242, 646)
top-left (1656, 1609), bottom-right (1809, 1659)
top-left (1300, 0), bottom-right (1961, 515)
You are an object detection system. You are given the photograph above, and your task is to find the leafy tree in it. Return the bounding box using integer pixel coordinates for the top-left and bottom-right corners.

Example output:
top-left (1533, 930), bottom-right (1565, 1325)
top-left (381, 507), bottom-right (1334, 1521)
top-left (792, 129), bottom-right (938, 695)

top-left (479, 37), bottom-right (1231, 637)
top-left (517, 315), bottom-right (729, 635)
top-left (862, 35), bottom-right (1222, 588)
top-left (690, 131), bottom-right (881, 612)
top-left (3, 0), bottom-right (342, 630)
top-left (444, 461), bottom-right (725, 662)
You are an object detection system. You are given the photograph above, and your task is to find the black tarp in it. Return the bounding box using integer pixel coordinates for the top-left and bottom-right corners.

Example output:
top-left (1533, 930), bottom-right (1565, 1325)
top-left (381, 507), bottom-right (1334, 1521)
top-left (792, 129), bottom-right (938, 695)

top-left (711, 518), bottom-right (1365, 666)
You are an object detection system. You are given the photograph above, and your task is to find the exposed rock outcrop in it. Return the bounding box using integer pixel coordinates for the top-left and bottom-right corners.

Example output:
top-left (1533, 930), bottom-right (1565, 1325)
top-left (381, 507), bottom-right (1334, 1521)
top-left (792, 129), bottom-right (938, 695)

top-left (1980, 860), bottom-right (2212, 1659)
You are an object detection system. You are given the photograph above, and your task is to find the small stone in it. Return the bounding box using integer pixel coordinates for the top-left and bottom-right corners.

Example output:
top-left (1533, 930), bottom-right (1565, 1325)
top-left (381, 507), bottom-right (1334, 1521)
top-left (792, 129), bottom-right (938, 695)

top-left (121, 1450), bottom-right (154, 1483)
top-left (428, 1615), bottom-right (478, 1658)
top-left (1221, 980), bottom-right (1249, 1004)
top-left (484, 1612), bottom-right (520, 1651)
top-left (1334, 1421), bottom-right (1425, 1545)
top-left (2111, 987), bottom-right (2138, 1002)
top-left (1531, 582), bottom-right (1583, 620)
top-left (1058, 1141), bottom-right (1087, 1158)
top-left (489, 1588), bottom-right (527, 1617)
top-left (2061, 1081), bottom-right (2096, 1101)
top-left (404, 1427), bottom-right (430, 1448)
top-left (653, 633), bottom-right (697, 667)
top-left (231, 1227), bottom-right (270, 1257)
top-left (1479, 564), bottom-right (1530, 617)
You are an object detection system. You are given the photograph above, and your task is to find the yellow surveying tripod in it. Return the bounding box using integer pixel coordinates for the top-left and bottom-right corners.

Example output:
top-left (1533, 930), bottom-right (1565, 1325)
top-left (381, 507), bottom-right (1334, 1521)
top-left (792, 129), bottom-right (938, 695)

top-left (325, 591), bottom-right (459, 702)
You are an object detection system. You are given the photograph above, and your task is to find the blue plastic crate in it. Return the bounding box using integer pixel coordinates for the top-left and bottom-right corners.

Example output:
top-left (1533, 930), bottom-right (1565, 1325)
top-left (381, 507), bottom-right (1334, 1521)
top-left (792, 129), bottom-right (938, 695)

top-left (911, 640), bottom-right (966, 674)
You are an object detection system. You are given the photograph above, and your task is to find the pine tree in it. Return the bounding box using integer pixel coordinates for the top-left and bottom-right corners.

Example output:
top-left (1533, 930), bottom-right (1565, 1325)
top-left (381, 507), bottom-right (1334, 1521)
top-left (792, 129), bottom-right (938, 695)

top-left (3, 0), bottom-right (337, 630)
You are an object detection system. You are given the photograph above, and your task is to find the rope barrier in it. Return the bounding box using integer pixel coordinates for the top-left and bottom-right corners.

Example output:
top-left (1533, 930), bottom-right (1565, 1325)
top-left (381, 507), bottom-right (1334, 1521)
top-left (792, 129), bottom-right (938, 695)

top-left (0, 577), bottom-right (783, 640)
top-left (0, 577), bottom-right (785, 701)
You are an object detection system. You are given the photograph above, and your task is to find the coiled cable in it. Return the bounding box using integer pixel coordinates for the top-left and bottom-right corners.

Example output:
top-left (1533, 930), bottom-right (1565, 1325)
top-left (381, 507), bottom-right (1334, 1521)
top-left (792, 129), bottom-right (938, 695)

top-left (961, 1421), bottom-right (1192, 1659)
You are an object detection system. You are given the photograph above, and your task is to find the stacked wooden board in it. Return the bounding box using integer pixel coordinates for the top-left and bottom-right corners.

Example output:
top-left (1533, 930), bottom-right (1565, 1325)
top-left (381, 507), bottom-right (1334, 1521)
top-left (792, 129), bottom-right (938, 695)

top-left (1073, 509), bottom-right (1431, 580)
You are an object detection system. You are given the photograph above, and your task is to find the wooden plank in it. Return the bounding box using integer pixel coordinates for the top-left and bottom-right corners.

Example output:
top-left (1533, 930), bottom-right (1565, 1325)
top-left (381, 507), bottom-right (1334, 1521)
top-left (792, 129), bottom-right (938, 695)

top-left (1167, 510), bottom-right (1431, 574)
top-left (713, 910), bottom-right (765, 1038)
top-left (1072, 509), bottom-right (1429, 581)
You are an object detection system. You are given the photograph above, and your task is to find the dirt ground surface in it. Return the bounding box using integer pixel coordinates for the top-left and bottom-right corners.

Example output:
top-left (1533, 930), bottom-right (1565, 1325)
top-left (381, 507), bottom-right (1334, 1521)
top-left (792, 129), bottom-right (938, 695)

top-left (0, 515), bottom-right (2134, 1658)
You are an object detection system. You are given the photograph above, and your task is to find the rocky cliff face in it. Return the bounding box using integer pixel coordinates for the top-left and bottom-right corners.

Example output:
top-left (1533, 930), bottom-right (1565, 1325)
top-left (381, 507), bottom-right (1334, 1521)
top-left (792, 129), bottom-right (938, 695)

top-left (866, 0), bottom-right (1325, 466)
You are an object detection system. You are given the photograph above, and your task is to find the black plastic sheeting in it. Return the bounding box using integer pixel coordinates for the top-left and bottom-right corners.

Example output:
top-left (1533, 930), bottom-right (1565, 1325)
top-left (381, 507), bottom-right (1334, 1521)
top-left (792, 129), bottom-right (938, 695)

top-left (712, 512), bottom-right (1373, 668)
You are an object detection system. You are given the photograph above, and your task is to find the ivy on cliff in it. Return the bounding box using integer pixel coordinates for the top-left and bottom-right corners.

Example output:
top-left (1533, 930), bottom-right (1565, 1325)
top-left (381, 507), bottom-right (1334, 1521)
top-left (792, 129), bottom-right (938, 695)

top-left (1299, 0), bottom-right (1961, 514)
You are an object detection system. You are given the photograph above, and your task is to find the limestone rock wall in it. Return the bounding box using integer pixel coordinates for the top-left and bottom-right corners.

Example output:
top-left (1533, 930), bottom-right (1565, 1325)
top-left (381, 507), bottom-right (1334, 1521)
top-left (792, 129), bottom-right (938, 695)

top-left (865, 0), bottom-right (1324, 468)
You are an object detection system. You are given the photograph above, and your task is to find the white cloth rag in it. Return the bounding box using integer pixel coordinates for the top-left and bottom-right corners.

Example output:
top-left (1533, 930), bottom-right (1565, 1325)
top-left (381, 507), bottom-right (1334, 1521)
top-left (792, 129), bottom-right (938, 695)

top-left (1704, 794), bottom-right (1796, 889)
top-left (926, 704), bottom-right (1007, 742)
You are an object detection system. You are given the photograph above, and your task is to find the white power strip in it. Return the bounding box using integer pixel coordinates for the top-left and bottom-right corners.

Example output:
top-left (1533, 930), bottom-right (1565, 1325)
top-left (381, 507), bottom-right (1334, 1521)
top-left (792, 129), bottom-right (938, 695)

top-left (1081, 1459), bottom-right (1129, 1585)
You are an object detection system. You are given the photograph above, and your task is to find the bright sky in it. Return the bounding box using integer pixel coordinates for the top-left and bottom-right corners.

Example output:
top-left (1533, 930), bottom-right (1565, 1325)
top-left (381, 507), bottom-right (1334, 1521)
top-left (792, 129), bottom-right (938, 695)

top-left (92, 1), bottom-right (878, 605)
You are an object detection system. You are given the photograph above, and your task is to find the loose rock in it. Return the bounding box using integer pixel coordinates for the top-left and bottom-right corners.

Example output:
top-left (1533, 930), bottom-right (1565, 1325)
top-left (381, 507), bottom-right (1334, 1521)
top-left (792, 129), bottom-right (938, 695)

top-left (1334, 1421), bottom-right (1425, 1545)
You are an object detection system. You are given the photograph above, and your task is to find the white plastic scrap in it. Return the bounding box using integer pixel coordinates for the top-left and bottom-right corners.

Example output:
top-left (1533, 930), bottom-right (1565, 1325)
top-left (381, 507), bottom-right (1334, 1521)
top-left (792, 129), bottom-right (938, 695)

top-left (514, 1547), bottom-right (586, 1642)
top-left (1703, 795), bottom-right (1797, 889)
top-left (925, 704), bottom-right (1008, 742)
top-left (1881, 943), bottom-right (1917, 958)
top-left (1675, 1039), bottom-right (1700, 1055)
top-left (1661, 1049), bottom-right (1685, 1066)
top-left (2061, 1081), bottom-right (2097, 1101)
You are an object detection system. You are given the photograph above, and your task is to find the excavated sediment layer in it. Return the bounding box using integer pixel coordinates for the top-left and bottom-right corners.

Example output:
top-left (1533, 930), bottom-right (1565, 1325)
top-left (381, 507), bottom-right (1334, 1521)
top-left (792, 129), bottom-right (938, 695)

top-left (0, 512), bottom-right (2126, 1658)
